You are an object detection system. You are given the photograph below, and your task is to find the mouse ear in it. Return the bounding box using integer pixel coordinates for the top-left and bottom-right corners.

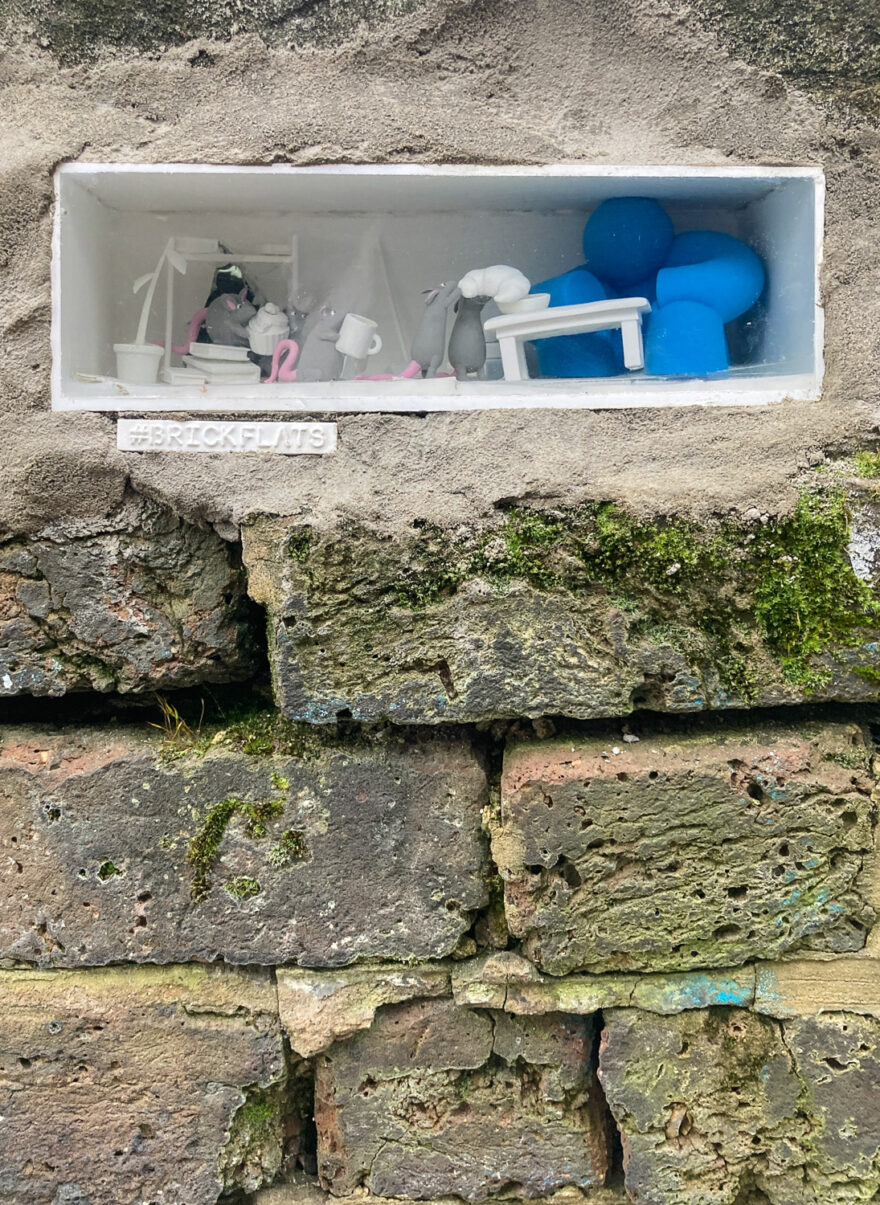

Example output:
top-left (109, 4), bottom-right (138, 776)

top-left (225, 298), bottom-right (236, 310)
top-left (239, 287), bottom-right (247, 301)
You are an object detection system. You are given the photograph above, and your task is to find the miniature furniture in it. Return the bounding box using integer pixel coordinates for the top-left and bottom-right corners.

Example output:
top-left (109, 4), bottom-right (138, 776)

top-left (484, 297), bottom-right (651, 381)
top-left (158, 236), bottom-right (298, 379)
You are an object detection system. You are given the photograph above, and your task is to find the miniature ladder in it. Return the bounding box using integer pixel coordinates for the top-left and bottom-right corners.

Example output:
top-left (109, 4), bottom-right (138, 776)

top-left (483, 297), bottom-right (652, 381)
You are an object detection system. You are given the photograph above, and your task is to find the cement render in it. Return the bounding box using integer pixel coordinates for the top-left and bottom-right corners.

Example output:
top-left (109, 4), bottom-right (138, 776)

top-left (0, 0), bottom-right (878, 540)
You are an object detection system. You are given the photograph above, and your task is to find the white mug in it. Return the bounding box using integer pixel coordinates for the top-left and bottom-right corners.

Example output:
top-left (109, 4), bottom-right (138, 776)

top-left (335, 313), bottom-right (382, 359)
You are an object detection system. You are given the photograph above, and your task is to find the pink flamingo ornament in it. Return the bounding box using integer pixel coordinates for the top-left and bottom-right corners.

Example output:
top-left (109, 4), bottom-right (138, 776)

top-left (264, 339), bottom-right (300, 383)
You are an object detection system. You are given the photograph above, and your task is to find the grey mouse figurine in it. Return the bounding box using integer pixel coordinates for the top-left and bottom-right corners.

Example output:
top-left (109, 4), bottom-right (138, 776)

top-left (448, 294), bottom-right (491, 380)
top-left (203, 290), bottom-right (257, 347)
top-left (294, 306), bottom-right (346, 382)
top-left (411, 281), bottom-right (461, 378)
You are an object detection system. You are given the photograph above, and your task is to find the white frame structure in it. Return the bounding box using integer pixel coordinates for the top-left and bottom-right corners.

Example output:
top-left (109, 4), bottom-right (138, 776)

top-left (52, 163), bottom-right (825, 413)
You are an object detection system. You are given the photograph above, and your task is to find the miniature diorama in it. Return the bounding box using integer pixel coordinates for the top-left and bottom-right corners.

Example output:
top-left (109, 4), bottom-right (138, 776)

top-left (52, 164), bottom-right (823, 412)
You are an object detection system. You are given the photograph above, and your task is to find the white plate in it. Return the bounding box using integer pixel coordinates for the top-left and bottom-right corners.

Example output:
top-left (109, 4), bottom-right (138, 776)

top-left (188, 341), bottom-right (252, 361)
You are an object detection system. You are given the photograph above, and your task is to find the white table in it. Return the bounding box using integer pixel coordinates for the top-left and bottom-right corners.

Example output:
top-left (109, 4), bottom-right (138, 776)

top-left (484, 297), bottom-right (651, 381)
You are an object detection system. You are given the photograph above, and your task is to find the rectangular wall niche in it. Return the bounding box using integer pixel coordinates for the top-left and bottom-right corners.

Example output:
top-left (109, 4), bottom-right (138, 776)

top-left (52, 163), bottom-right (824, 413)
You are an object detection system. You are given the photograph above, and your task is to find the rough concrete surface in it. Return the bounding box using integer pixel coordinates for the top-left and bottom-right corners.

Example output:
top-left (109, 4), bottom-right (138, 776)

top-left (600, 1005), bottom-right (880, 1205)
top-left (494, 720), bottom-right (877, 974)
top-left (0, 494), bottom-right (258, 696)
top-left (314, 997), bottom-right (610, 1200)
top-left (0, 0), bottom-right (879, 542)
top-left (0, 963), bottom-right (284, 1205)
top-left (0, 723), bottom-right (488, 966)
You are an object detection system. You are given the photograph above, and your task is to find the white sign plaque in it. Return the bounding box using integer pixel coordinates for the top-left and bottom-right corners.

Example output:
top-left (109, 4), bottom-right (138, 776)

top-left (118, 419), bottom-right (337, 455)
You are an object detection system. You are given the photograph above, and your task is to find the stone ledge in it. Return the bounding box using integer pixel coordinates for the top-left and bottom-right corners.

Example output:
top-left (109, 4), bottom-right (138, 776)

top-left (278, 963), bottom-right (452, 1057)
top-left (277, 952), bottom-right (880, 1059)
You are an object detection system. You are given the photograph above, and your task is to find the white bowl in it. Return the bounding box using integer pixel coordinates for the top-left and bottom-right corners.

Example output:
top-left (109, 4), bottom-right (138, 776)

top-left (496, 292), bottom-right (551, 315)
top-left (113, 343), bottom-right (163, 384)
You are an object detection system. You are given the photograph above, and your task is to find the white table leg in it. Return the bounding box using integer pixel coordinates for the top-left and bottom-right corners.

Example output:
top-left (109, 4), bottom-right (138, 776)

top-left (620, 317), bottom-right (645, 371)
top-left (499, 335), bottom-right (529, 382)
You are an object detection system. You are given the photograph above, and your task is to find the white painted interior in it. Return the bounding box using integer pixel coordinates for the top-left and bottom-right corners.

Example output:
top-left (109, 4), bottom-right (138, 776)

top-left (52, 163), bottom-right (824, 412)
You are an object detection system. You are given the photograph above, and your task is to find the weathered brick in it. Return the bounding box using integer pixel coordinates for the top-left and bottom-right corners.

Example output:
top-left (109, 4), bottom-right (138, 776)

top-left (0, 723), bottom-right (488, 967)
top-left (0, 497), bottom-right (256, 696)
top-left (278, 963), bottom-right (452, 1057)
top-left (241, 500), bottom-right (880, 725)
top-left (0, 964), bottom-right (284, 1205)
top-left (599, 1006), bottom-right (880, 1204)
top-left (314, 997), bottom-right (609, 1200)
top-left (494, 720), bottom-right (876, 974)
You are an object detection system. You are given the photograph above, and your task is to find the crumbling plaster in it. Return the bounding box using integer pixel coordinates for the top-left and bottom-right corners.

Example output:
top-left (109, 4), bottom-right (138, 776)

top-left (1, 0), bottom-right (879, 539)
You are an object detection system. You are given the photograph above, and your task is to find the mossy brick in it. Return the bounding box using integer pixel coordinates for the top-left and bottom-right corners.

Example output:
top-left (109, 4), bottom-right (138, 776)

top-left (0, 722), bottom-right (488, 967)
top-left (0, 497), bottom-right (257, 696)
top-left (494, 719), bottom-right (877, 975)
top-left (314, 997), bottom-right (610, 1200)
top-left (0, 963), bottom-right (284, 1205)
top-left (599, 1006), bottom-right (880, 1204)
top-left (243, 490), bottom-right (880, 724)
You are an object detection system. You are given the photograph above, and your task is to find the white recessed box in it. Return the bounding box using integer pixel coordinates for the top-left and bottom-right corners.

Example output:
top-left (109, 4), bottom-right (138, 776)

top-left (52, 163), bottom-right (824, 412)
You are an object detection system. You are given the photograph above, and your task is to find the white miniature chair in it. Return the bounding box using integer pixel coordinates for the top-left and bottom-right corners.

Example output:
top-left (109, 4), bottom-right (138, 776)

top-left (483, 297), bottom-right (651, 381)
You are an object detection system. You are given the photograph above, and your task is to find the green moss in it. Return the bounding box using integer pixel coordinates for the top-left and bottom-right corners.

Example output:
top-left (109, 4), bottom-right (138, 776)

top-left (395, 503), bottom-right (727, 610)
top-left (823, 747), bottom-right (871, 770)
top-left (218, 1086), bottom-right (286, 1195)
top-left (392, 486), bottom-right (880, 696)
top-left (225, 875), bottom-right (261, 899)
top-left (752, 490), bottom-right (879, 687)
top-left (268, 829), bottom-right (309, 868)
top-left (220, 708), bottom-right (320, 759)
top-left (271, 772), bottom-right (290, 791)
top-left (287, 529), bottom-right (312, 563)
top-left (186, 795), bottom-right (284, 901)
top-left (854, 451), bottom-right (880, 479)
top-left (97, 860), bottom-right (122, 881)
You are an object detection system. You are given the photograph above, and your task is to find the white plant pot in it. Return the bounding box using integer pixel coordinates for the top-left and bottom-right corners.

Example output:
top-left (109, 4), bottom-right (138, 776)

top-left (496, 292), bottom-right (551, 315)
top-left (113, 343), bottom-right (163, 384)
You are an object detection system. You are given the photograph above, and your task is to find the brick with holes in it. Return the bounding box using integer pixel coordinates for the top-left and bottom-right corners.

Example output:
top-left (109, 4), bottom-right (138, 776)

top-left (0, 722), bottom-right (488, 967)
top-left (599, 1005), bottom-right (880, 1204)
top-left (493, 719), bottom-right (877, 975)
top-left (0, 964), bottom-right (285, 1205)
top-left (314, 997), bottom-right (610, 1200)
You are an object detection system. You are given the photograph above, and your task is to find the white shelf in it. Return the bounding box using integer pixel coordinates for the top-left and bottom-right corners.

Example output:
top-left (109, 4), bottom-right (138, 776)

top-left (52, 163), bottom-right (825, 414)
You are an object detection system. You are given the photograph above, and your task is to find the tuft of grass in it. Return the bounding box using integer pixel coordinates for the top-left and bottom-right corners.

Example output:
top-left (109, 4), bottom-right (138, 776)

top-left (150, 694), bottom-right (208, 758)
